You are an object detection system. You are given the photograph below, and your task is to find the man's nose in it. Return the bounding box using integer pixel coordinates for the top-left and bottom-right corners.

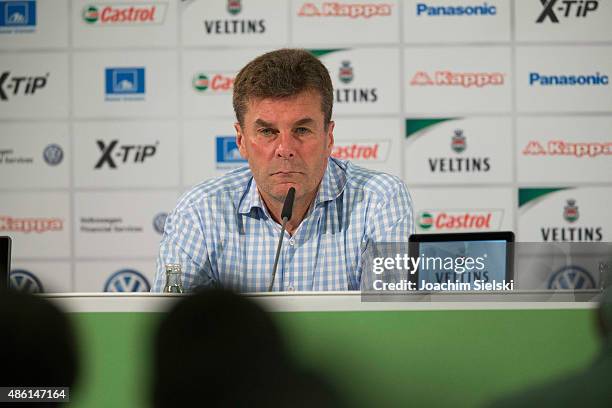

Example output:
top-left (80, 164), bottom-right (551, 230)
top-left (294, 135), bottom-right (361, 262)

top-left (275, 131), bottom-right (296, 159)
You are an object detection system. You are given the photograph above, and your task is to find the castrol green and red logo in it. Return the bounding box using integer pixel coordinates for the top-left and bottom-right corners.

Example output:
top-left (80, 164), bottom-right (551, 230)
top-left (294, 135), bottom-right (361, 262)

top-left (418, 210), bottom-right (503, 232)
top-left (82, 3), bottom-right (167, 25)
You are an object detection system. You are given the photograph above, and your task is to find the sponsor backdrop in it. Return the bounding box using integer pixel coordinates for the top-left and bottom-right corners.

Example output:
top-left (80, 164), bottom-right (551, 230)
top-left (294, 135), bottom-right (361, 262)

top-left (0, 0), bottom-right (610, 292)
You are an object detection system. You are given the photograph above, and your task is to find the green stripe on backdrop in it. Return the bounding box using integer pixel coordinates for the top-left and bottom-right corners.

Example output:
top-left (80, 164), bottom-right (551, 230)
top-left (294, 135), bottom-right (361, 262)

top-left (69, 310), bottom-right (598, 408)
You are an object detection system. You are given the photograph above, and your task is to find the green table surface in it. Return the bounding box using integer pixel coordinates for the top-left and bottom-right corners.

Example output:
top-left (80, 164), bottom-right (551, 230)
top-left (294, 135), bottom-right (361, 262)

top-left (68, 308), bottom-right (599, 408)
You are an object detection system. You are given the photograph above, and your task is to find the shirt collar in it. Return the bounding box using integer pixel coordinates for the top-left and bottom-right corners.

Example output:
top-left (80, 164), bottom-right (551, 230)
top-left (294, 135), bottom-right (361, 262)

top-left (238, 158), bottom-right (347, 215)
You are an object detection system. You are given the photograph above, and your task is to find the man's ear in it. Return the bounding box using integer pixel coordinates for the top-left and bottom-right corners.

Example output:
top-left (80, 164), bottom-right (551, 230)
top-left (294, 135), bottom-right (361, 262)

top-left (234, 122), bottom-right (248, 160)
top-left (326, 121), bottom-right (335, 153)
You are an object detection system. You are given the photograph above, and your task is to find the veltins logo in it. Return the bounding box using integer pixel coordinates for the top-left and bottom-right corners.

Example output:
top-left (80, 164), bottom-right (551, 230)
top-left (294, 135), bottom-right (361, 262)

top-left (537, 0), bottom-right (599, 23)
top-left (0, 71), bottom-right (49, 101)
top-left (216, 136), bottom-right (246, 168)
top-left (10, 269), bottom-right (44, 293)
top-left (104, 269), bottom-right (151, 292)
top-left (192, 72), bottom-right (234, 93)
top-left (451, 129), bottom-right (466, 153)
top-left (563, 199), bottom-right (579, 223)
top-left (105, 67), bottom-right (145, 101)
top-left (43, 144), bottom-right (64, 166)
top-left (416, 2), bottom-right (497, 16)
top-left (429, 129), bottom-right (491, 173)
top-left (95, 139), bottom-right (158, 169)
top-left (298, 2), bottom-right (393, 18)
top-left (547, 266), bottom-right (595, 289)
top-left (227, 0), bottom-right (241, 15)
top-left (331, 141), bottom-right (390, 162)
top-left (418, 210), bottom-right (504, 231)
top-left (529, 72), bottom-right (609, 87)
top-left (410, 71), bottom-right (504, 88)
top-left (203, 0), bottom-right (265, 35)
top-left (0, 216), bottom-right (63, 233)
top-left (82, 3), bottom-right (167, 25)
top-left (0, 0), bottom-right (36, 33)
top-left (523, 140), bottom-right (612, 158)
top-left (338, 61), bottom-right (353, 84)
top-left (153, 212), bottom-right (168, 235)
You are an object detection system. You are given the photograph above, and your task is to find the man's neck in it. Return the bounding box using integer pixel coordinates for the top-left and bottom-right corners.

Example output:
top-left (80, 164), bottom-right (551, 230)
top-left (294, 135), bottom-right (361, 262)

top-left (260, 189), bottom-right (318, 236)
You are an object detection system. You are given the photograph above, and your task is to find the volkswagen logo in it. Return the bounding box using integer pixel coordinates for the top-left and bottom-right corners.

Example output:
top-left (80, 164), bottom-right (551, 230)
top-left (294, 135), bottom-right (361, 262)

top-left (548, 266), bottom-right (595, 290)
top-left (153, 212), bottom-right (168, 235)
top-left (43, 144), bottom-right (64, 166)
top-left (104, 269), bottom-right (151, 292)
top-left (10, 269), bottom-right (44, 293)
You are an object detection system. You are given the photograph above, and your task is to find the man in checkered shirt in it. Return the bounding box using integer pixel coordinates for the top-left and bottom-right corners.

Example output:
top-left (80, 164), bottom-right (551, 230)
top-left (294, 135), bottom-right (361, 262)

top-left (153, 49), bottom-right (414, 292)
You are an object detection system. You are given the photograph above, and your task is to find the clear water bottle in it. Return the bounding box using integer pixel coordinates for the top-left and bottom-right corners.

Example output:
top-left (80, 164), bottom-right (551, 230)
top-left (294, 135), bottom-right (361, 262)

top-left (164, 263), bottom-right (184, 293)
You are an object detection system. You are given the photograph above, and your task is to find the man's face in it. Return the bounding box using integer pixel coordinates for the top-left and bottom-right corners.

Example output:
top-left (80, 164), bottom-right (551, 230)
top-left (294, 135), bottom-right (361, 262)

top-left (235, 89), bottom-right (334, 205)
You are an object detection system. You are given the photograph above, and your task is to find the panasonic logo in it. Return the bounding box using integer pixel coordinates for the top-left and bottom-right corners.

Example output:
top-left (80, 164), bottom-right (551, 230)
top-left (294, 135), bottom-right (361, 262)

top-left (416, 2), bottom-right (497, 16)
top-left (529, 72), bottom-right (609, 86)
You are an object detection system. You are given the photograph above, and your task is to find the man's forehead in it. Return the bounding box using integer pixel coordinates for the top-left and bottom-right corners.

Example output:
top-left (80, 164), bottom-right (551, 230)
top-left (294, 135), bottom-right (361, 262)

top-left (244, 91), bottom-right (325, 123)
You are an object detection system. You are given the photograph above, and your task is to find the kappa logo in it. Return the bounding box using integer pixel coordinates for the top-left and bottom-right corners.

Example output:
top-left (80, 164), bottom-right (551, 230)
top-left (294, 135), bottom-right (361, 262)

top-left (95, 139), bottom-right (158, 169)
top-left (10, 269), bottom-right (44, 293)
top-left (338, 61), bottom-right (354, 84)
top-left (564, 199), bottom-right (579, 223)
top-left (410, 71), bottom-right (504, 88)
top-left (298, 2), bottom-right (393, 18)
top-left (0, 0), bottom-right (36, 30)
top-left (451, 129), bottom-right (466, 153)
top-left (536, 0), bottom-right (599, 23)
top-left (522, 140), bottom-right (612, 158)
top-left (43, 144), bottom-right (64, 166)
top-left (547, 266), bottom-right (595, 289)
top-left (0, 216), bottom-right (63, 233)
top-left (104, 269), bottom-right (151, 292)
top-left (0, 71), bottom-right (49, 101)
top-left (153, 212), bottom-right (168, 234)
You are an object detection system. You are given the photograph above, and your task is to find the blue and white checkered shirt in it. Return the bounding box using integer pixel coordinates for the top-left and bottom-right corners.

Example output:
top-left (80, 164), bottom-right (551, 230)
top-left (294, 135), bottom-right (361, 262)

top-left (153, 158), bottom-right (414, 292)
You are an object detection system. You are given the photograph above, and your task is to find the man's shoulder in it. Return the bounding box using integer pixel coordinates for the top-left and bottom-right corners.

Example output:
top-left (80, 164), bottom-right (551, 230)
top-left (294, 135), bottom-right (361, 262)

top-left (175, 166), bottom-right (252, 212)
top-left (340, 160), bottom-right (408, 201)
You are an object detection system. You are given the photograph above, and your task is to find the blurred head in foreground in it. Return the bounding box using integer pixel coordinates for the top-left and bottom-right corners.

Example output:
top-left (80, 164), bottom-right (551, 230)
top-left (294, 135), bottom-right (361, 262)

top-left (0, 289), bottom-right (79, 407)
top-left (152, 289), bottom-right (342, 407)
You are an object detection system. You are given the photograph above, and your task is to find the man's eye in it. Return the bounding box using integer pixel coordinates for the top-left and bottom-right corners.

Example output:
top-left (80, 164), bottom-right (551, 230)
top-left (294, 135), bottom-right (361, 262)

top-left (295, 127), bottom-right (311, 135)
top-left (258, 128), bottom-right (276, 136)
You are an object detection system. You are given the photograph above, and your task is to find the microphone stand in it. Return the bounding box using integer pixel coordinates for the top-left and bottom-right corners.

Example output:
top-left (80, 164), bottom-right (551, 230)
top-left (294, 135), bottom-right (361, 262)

top-left (268, 187), bottom-right (295, 292)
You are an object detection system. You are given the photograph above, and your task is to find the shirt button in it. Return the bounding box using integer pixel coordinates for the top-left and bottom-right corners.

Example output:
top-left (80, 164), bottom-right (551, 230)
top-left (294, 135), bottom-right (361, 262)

top-left (289, 239), bottom-right (295, 246)
top-left (287, 285), bottom-right (295, 292)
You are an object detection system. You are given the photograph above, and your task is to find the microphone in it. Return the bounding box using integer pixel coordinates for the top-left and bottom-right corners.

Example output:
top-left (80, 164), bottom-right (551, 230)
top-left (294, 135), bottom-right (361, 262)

top-left (269, 187), bottom-right (295, 291)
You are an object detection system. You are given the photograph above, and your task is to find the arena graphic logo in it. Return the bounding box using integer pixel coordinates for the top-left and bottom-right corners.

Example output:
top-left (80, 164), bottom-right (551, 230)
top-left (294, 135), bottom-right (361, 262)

top-left (335, 60), bottom-right (377, 103)
top-left (428, 129), bottom-right (491, 173)
top-left (153, 212), bottom-right (168, 235)
top-left (94, 139), bottom-right (158, 169)
top-left (536, 0), bottom-right (599, 23)
top-left (0, 0), bottom-right (36, 33)
top-left (105, 67), bottom-right (146, 101)
top-left (216, 136), bottom-right (246, 169)
top-left (547, 266), bottom-right (595, 289)
top-left (10, 269), bottom-right (44, 293)
top-left (540, 198), bottom-right (603, 241)
top-left (43, 144), bottom-right (64, 166)
top-left (82, 2), bottom-right (167, 25)
top-left (104, 269), bottom-right (151, 292)
top-left (418, 209), bottom-right (502, 231)
top-left (410, 70), bottom-right (504, 88)
top-left (192, 72), bottom-right (234, 93)
top-left (203, 0), bottom-right (265, 34)
top-left (0, 71), bottom-right (49, 101)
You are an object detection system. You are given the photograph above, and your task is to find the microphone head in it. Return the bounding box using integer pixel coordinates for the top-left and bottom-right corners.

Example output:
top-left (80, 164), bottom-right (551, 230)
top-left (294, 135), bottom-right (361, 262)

top-left (281, 187), bottom-right (296, 221)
